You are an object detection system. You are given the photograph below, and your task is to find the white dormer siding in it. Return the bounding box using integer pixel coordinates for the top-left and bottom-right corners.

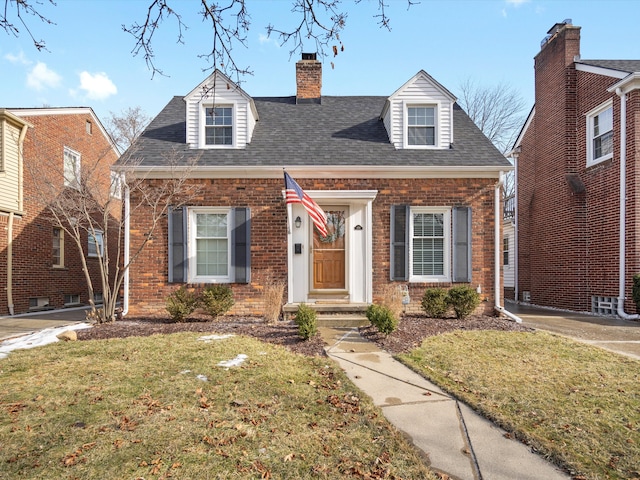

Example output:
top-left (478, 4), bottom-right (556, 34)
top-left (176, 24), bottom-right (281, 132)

top-left (381, 70), bottom-right (456, 150)
top-left (184, 71), bottom-right (258, 149)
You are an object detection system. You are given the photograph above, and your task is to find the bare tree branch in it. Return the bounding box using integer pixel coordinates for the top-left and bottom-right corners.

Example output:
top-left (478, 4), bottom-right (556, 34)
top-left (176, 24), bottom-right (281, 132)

top-left (1, 0), bottom-right (56, 51)
top-left (105, 106), bottom-right (151, 153)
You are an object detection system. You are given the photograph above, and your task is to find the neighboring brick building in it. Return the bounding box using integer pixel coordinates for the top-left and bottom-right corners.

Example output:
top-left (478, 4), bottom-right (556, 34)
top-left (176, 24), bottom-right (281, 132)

top-left (0, 108), bottom-right (120, 315)
top-left (513, 22), bottom-right (640, 316)
top-left (118, 55), bottom-right (513, 318)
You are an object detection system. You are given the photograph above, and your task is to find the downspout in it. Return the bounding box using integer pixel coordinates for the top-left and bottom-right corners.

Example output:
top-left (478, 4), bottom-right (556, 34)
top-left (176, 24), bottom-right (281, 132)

top-left (513, 149), bottom-right (520, 303)
top-left (494, 171), bottom-right (522, 323)
top-left (615, 88), bottom-right (639, 320)
top-left (7, 212), bottom-right (14, 315)
top-left (121, 184), bottom-right (130, 317)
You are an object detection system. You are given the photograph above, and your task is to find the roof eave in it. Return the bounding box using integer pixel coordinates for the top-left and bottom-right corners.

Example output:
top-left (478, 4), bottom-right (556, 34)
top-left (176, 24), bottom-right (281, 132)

top-left (607, 72), bottom-right (640, 95)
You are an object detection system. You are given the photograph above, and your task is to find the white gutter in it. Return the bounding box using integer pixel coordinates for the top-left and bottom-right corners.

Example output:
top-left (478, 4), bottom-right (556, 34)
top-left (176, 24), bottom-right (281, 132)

top-left (614, 89), bottom-right (639, 320)
top-left (513, 150), bottom-right (520, 303)
top-left (121, 185), bottom-right (131, 317)
top-left (494, 171), bottom-right (522, 323)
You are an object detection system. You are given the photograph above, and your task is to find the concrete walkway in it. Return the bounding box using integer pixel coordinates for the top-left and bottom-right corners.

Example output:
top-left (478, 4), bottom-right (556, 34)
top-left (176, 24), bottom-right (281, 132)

top-left (321, 326), bottom-right (570, 480)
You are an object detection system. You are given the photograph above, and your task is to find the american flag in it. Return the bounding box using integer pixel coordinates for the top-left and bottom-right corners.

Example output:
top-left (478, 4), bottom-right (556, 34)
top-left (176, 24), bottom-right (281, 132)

top-left (284, 172), bottom-right (328, 237)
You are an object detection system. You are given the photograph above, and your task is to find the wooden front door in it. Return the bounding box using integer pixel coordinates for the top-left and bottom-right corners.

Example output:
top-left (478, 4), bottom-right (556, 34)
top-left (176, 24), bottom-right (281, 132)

top-left (312, 208), bottom-right (346, 289)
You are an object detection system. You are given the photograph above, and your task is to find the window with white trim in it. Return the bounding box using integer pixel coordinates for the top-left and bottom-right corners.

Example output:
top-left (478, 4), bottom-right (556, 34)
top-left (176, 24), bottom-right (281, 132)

top-left (204, 106), bottom-right (233, 146)
top-left (189, 208), bottom-right (231, 282)
top-left (110, 171), bottom-right (123, 199)
top-left (64, 294), bottom-right (81, 306)
top-left (503, 237), bottom-right (509, 266)
top-left (409, 207), bottom-right (451, 282)
top-left (63, 147), bottom-right (81, 188)
top-left (53, 227), bottom-right (64, 268)
top-left (407, 106), bottom-right (436, 146)
top-left (88, 230), bottom-right (104, 258)
top-left (587, 101), bottom-right (613, 166)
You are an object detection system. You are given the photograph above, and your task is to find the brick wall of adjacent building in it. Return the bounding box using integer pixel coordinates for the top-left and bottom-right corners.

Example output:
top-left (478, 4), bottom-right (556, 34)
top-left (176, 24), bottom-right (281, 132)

top-left (518, 23), bottom-right (640, 313)
top-left (0, 112), bottom-right (119, 315)
top-left (127, 176), bottom-right (499, 317)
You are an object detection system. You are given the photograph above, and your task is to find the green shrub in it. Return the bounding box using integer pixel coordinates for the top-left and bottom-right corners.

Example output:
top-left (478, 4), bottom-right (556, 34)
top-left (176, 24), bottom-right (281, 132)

top-left (165, 286), bottom-right (198, 322)
top-left (633, 274), bottom-right (640, 314)
top-left (447, 285), bottom-right (480, 319)
top-left (366, 303), bottom-right (398, 335)
top-left (294, 303), bottom-right (317, 340)
top-left (200, 285), bottom-right (234, 319)
top-left (421, 287), bottom-right (449, 318)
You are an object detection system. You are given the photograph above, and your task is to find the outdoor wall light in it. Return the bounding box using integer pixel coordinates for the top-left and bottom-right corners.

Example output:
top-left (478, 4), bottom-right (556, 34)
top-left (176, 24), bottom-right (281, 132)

top-left (294, 216), bottom-right (302, 228)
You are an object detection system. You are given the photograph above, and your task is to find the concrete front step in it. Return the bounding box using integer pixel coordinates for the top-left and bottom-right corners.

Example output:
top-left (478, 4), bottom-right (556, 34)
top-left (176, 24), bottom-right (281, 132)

top-left (316, 314), bottom-right (370, 328)
top-left (283, 302), bottom-right (370, 327)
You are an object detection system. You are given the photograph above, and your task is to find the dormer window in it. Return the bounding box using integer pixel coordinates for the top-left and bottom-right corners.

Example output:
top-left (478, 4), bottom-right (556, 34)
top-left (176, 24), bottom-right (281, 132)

top-left (205, 106), bottom-right (233, 146)
top-left (408, 106), bottom-right (436, 146)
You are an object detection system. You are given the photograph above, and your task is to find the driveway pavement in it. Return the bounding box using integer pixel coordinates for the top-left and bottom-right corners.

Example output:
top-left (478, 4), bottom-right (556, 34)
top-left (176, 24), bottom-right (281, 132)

top-left (0, 307), bottom-right (89, 341)
top-left (505, 300), bottom-right (640, 359)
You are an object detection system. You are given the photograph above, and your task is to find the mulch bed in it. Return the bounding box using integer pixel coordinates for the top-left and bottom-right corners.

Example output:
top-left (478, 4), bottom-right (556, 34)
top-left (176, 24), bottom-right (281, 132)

top-left (77, 313), bottom-right (532, 357)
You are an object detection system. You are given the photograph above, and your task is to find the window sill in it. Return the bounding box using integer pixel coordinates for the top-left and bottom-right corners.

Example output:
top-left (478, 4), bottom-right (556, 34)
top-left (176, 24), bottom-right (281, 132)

top-left (52, 266), bottom-right (68, 271)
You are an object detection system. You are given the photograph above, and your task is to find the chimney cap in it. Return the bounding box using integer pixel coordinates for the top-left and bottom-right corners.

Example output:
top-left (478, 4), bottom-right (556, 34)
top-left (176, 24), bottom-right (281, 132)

top-left (547, 19), bottom-right (572, 35)
top-left (301, 52), bottom-right (317, 61)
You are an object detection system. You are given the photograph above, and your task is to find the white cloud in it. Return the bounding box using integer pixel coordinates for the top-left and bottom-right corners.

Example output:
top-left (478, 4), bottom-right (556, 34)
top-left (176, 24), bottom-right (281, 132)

top-left (77, 71), bottom-right (117, 100)
top-left (505, 0), bottom-right (529, 5)
top-left (258, 33), bottom-right (279, 47)
top-left (5, 51), bottom-right (31, 65)
top-left (27, 62), bottom-right (62, 91)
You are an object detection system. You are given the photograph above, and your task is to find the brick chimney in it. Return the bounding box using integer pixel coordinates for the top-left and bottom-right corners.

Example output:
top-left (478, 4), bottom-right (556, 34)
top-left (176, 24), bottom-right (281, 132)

top-left (296, 53), bottom-right (322, 104)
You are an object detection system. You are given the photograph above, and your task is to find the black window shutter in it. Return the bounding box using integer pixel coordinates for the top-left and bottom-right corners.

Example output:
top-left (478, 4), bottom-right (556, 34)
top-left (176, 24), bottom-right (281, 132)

top-left (390, 205), bottom-right (409, 281)
top-left (168, 206), bottom-right (186, 283)
top-left (232, 207), bottom-right (251, 283)
top-left (452, 206), bottom-right (472, 282)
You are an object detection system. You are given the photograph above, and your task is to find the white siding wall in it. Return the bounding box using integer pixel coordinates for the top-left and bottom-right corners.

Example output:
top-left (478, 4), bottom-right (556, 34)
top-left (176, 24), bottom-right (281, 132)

top-left (0, 120), bottom-right (22, 213)
top-left (384, 75), bottom-right (453, 149)
top-left (185, 79), bottom-right (256, 149)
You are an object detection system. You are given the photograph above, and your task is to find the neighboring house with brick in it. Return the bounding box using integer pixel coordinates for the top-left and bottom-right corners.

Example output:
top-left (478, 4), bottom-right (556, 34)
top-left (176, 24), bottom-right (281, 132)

top-left (512, 21), bottom-right (640, 316)
top-left (118, 55), bottom-right (513, 319)
top-left (0, 108), bottom-right (120, 315)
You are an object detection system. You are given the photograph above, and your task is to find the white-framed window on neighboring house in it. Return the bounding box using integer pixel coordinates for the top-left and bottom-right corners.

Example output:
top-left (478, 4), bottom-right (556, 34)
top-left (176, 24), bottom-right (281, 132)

top-left (409, 207), bottom-right (451, 282)
top-left (110, 171), bottom-right (123, 199)
top-left (503, 237), bottom-right (510, 266)
top-left (63, 146), bottom-right (81, 188)
top-left (53, 227), bottom-right (64, 268)
top-left (587, 101), bottom-right (613, 166)
top-left (88, 230), bottom-right (104, 258)
top-left (407, 105), bottom-right (437, 147)
top-left (204, 106), bottom-right (233, 146)
top-left (94, 292), bottom-right (104, 305)
top-left (189, 208), bottom-right (231, 282)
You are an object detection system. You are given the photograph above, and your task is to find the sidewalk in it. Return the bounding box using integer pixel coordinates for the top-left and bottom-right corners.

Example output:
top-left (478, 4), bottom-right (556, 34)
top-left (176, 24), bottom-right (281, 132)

top-left (321, 326), bottom-right (570, 480)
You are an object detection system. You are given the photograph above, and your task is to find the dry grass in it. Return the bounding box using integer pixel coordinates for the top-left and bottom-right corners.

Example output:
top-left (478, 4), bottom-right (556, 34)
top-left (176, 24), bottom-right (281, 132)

top-left (263, 276), bottom-right (286, 324)
top-left (399, 330), bottom-right (640, 479)
top-left (0, 332), bottom-right (435, 479)
top-left (379, 284), bottom-right (404, 321)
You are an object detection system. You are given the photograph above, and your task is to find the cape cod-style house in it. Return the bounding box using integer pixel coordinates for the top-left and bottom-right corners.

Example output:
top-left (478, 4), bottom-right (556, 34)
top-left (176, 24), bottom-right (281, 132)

top-left (117, 55), bottom-right (513, 320)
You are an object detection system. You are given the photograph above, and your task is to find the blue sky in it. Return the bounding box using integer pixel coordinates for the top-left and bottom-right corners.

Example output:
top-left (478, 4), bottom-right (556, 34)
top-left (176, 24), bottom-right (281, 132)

top-left (2, 0), bottom-right (640, 126)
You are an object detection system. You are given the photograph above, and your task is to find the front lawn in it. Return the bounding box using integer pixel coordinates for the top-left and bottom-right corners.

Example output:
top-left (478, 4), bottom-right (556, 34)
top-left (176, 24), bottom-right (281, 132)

top-left (399, 330), bottom-right (640, 479)
top-left (0, 332), bottom-right (435, 479)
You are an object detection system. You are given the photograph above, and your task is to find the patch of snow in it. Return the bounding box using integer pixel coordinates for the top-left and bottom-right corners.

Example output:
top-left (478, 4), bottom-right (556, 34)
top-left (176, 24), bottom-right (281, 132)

top-left (196, 374), bottom-right (208, 382)
top-left (0, 323), bottom-right (92, 360)
top-left (198, 334), bottom-right (235, 343)
top-left (217, 354), bottom-right (248, 369)
top-left (180, 369), bottom-right (192, 374)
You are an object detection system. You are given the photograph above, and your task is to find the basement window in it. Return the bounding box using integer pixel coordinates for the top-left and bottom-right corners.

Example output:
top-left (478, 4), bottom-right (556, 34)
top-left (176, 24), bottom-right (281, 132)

top-left (64, 294), bottom-right (81, 306)
top-left (29, 297), bottom-right (50, 311)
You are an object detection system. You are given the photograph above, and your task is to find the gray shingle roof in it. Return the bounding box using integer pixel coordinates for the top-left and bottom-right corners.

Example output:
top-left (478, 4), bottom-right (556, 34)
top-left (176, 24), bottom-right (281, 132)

top-left (120, 95), bottom-right (510, 169)
top-left (577, 59), bottom-right (640, 74)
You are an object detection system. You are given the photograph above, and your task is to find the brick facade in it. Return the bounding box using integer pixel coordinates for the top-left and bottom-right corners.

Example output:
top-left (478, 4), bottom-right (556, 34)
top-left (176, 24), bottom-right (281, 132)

top-left (0, 111), bottom-right (119, 315)
top-left (517, 24), bottom-right (640, 313)
top-left (128, 177), bottom-right (498, 317)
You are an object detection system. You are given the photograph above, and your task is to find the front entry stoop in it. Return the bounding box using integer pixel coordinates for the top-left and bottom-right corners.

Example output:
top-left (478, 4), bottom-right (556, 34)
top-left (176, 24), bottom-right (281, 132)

top-left (283, 302), bottom-right (370, 327)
